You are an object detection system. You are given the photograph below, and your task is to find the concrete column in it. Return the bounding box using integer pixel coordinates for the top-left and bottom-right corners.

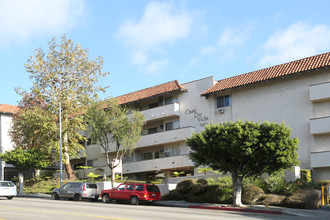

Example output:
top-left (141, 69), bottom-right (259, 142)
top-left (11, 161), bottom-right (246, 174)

top-left (164, 170), bottom-right (171, 184)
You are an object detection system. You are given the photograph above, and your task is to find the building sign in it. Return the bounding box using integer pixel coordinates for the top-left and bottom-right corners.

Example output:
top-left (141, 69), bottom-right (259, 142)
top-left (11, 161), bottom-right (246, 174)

top-left (185, 109), bottom-right (209, 127)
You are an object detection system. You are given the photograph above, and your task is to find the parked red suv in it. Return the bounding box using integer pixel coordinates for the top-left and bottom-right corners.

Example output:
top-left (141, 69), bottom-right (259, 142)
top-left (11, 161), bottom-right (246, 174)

top-left (100, 183), bottom-right (161, 205)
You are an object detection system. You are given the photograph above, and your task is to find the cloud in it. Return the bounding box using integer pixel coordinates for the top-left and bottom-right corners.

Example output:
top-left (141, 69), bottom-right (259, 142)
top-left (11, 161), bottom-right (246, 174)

top-left (201, 46), bottom-right (216, 54)
top-left (259, 22), bottom-right (330, 67)
top-left (189, 57), bottom-right (198, 66)
top-left (0, 0), bottom-right (86, 48)
top-left (198, 25), bottom-right (252, 61)
top-left (145, 59), bottom-right (168, 73)
top-left (217, 26), bottom-right (251, 47)
top-left (115, 1), bottom-right (194, 73)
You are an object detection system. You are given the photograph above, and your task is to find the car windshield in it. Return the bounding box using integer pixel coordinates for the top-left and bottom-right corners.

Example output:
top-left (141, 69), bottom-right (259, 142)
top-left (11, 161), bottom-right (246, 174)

top-left (146, 185), bottom-right (160, 192)
top-left (0, 182), bottom-right (15, 187)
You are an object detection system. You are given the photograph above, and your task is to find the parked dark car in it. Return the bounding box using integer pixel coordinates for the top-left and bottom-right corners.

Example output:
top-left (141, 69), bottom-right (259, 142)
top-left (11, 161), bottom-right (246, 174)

top-left (100, 183), bottom-right (161, 205)
top-left (51, 182), bottom-right (99, 201)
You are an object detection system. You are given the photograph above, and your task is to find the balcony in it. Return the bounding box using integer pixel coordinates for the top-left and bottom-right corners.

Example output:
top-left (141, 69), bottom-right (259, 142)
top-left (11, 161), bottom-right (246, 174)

top-left (101, 126), bottom-right (195, 153)
top-left (310, 116), bottom-right (330, 135)
top-left (310, 82), bottom-right (330, 102)
top-left (141, 103), bottom-right (180, 122)
top-left (122, 155), bottom-right (194, 174)
top-left (311, 151), bottom-right (330, 168)
top-left (136, 126), bottom-right (195, 148)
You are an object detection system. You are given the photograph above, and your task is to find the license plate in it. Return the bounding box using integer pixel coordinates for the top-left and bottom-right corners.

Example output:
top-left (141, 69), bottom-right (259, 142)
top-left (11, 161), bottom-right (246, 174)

top-left (152, 194), bottom-right (155, 197)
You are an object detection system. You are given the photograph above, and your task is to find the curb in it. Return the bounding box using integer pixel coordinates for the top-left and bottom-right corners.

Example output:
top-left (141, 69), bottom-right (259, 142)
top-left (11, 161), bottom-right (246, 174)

top-left (16, 194), bottom-right (51, 199)
top-left (188, 205), bottom-right (282, 215)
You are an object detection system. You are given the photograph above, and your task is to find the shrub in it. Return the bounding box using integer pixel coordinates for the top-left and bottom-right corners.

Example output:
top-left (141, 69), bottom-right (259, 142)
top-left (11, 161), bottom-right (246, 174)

top-left (216, 186), bottom-right (233, 203)
top-left (282, 189), bottom-right (321, 209)
top-left (207, 176), bottom-right (232, 186)
top-left (242, 185), bottom-right (264, 204)
top-left (187, 185), bottom-right (220, 203)
top-left (300, 169), bottom-right (312, 182)
top-left (191, 183), bottom-right (207, 196)
top-left (196, 178), bottom-right (208, 186)
top-left (319, 180), bottom-right (330, 186)
top-left (258, 189), bottom-right (321, 209)
top-left (161, 190), bottom-right (185, 201)
top-left (176, 179), bottom-right (196, 194)
top-left (259, 194), bottom-right (286, 206)
top-left (41, 170), bottom-right (55, 179)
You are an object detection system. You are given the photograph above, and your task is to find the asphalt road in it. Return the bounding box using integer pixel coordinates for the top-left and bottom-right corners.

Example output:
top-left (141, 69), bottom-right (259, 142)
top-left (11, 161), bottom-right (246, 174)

top-left (0, 197), bottom-right (316, 220)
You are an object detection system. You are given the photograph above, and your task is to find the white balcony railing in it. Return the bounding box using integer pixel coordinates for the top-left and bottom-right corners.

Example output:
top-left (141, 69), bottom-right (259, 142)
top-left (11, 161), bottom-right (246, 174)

top-left (100, 126), bottom-right (195, 153)
top-left (310, 82), bottom-right (330, 102)
top-left (141, 103), bottom-right (180, 122)
top-left (310, 116), bottom-right (330, 135)
top-left (122, 155), bottom-right (194, 174)
top-left (311, 151), bottom-right (330, 168)
top-left (136, 126), bottom-right (195, 148)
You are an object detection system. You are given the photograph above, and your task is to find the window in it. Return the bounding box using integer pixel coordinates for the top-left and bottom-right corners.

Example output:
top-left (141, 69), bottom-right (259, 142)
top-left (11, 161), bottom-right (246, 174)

top-left (148, 127), bottom-right (158, 134)
top-left (135, 185), bottom-right (144, 191)
top-left (217, 95), bottom-right (231, 108)
top-left (87, 160), bottom-right (98, 167)
top-left (142, 151), bottom-right (161, 160)
top-left (149, 102), bottom-right (159, 109)
top-left (142, 152), bottom-right (153, 160)
top-left (123, 153), bottom-right (134, 163)
top-left (117, 184), bottom-right (126, 190)
top-left (165, 121), bottom-right (180, 131)
top-left (126, 184), bottom-right (134, 191)
top-left (147, 185), bottom-right (160, 192)
top-left (164, 95), bottom-right (178, 105)
top-left (165, 146), bottom-right (180, 156)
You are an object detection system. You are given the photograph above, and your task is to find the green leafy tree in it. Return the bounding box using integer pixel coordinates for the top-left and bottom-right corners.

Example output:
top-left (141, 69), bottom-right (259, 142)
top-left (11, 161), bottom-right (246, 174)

top-left (86, 99), bottom-right (144, 188)
top-left (10, 93), bottom-right (57, 154)
top-left (0, 148), bottom-right (50, 194)
top-left (18, 35), bottom-right (109, 180)
top-left (186, 120), bottom-right (299, 207)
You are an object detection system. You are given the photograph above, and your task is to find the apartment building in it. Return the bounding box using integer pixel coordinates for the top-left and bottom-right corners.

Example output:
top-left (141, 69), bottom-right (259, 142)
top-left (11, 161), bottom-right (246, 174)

top-left (202, 52), bottom-right (330, 180)
top-left (81, 51), bottom-right (330, 181)
top-left (81, 77), bottom-right (215, 181)
top-left (0, 104), bottom-right (19, 180)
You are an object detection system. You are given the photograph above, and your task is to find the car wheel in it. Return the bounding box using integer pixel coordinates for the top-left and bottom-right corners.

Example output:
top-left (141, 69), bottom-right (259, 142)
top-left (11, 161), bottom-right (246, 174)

top-left (7, 196), bottom-right (13, 200)
top-left (102, 194), bottom-right (111, 203)
top-left (52, 193), bottom-right (60, 200)
top-left (130, 196), bottom-right (139, 205)
top-left (74, 194), bottom-right (82, 201)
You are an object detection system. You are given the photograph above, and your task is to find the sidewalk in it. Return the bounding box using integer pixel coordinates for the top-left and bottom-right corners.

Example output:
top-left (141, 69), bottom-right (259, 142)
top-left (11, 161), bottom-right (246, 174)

top-left (17, 194), bottom-right (330, 218)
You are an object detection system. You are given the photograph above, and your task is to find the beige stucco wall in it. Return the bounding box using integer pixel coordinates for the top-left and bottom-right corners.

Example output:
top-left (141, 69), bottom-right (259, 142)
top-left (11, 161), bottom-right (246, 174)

top-left (209, 68), bottom-right (330, 174)
top-left (0, 114), bottom-right (16, 180)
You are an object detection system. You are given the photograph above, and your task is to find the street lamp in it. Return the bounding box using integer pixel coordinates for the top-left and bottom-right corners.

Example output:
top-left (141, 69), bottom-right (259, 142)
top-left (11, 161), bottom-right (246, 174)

top-left (58, 102), bottom-right (63, 188)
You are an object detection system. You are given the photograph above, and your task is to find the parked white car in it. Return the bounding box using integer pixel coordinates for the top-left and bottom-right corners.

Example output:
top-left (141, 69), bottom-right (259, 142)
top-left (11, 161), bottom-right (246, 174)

top-left (0, 181), bottom-right (17, 199)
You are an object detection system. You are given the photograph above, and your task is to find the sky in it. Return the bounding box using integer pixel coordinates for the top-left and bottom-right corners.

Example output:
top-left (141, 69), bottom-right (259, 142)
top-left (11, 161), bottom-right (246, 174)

top-left (2, 0), bottom-right (330, 106)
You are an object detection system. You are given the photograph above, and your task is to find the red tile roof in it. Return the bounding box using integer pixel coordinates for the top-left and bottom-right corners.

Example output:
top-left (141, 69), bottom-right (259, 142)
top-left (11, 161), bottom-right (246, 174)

top-left (0, 104), bottom-right (19, 114)
top-left (116, 80), bottom-right (186, 105)
top-left (202, 52), bottom-right (330, 96)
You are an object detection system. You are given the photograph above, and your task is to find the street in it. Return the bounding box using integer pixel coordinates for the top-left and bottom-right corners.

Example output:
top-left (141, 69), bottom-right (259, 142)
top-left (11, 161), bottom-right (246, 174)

top-left (0, 197), bottom-right (318, 220)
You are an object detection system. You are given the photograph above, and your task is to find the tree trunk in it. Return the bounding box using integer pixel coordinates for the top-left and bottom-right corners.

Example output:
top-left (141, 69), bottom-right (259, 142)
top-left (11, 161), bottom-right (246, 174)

top-left (35, 169), bottom-right (40, 177)
top-left (63, 132), bottom-right (77, 180)
top-left (18, 172), bottom-right (24, 194)
top-left (231, 171), bottom-right (243, 207)
top-left (111, 160), bottom-right (115, 189)
top-left (104, 152), bottom-right (114, 188)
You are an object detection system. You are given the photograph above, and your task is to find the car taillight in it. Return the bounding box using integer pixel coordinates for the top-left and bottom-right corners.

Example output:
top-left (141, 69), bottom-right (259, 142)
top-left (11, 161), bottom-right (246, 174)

top-left (82, 184), bottom-right (86, 191)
